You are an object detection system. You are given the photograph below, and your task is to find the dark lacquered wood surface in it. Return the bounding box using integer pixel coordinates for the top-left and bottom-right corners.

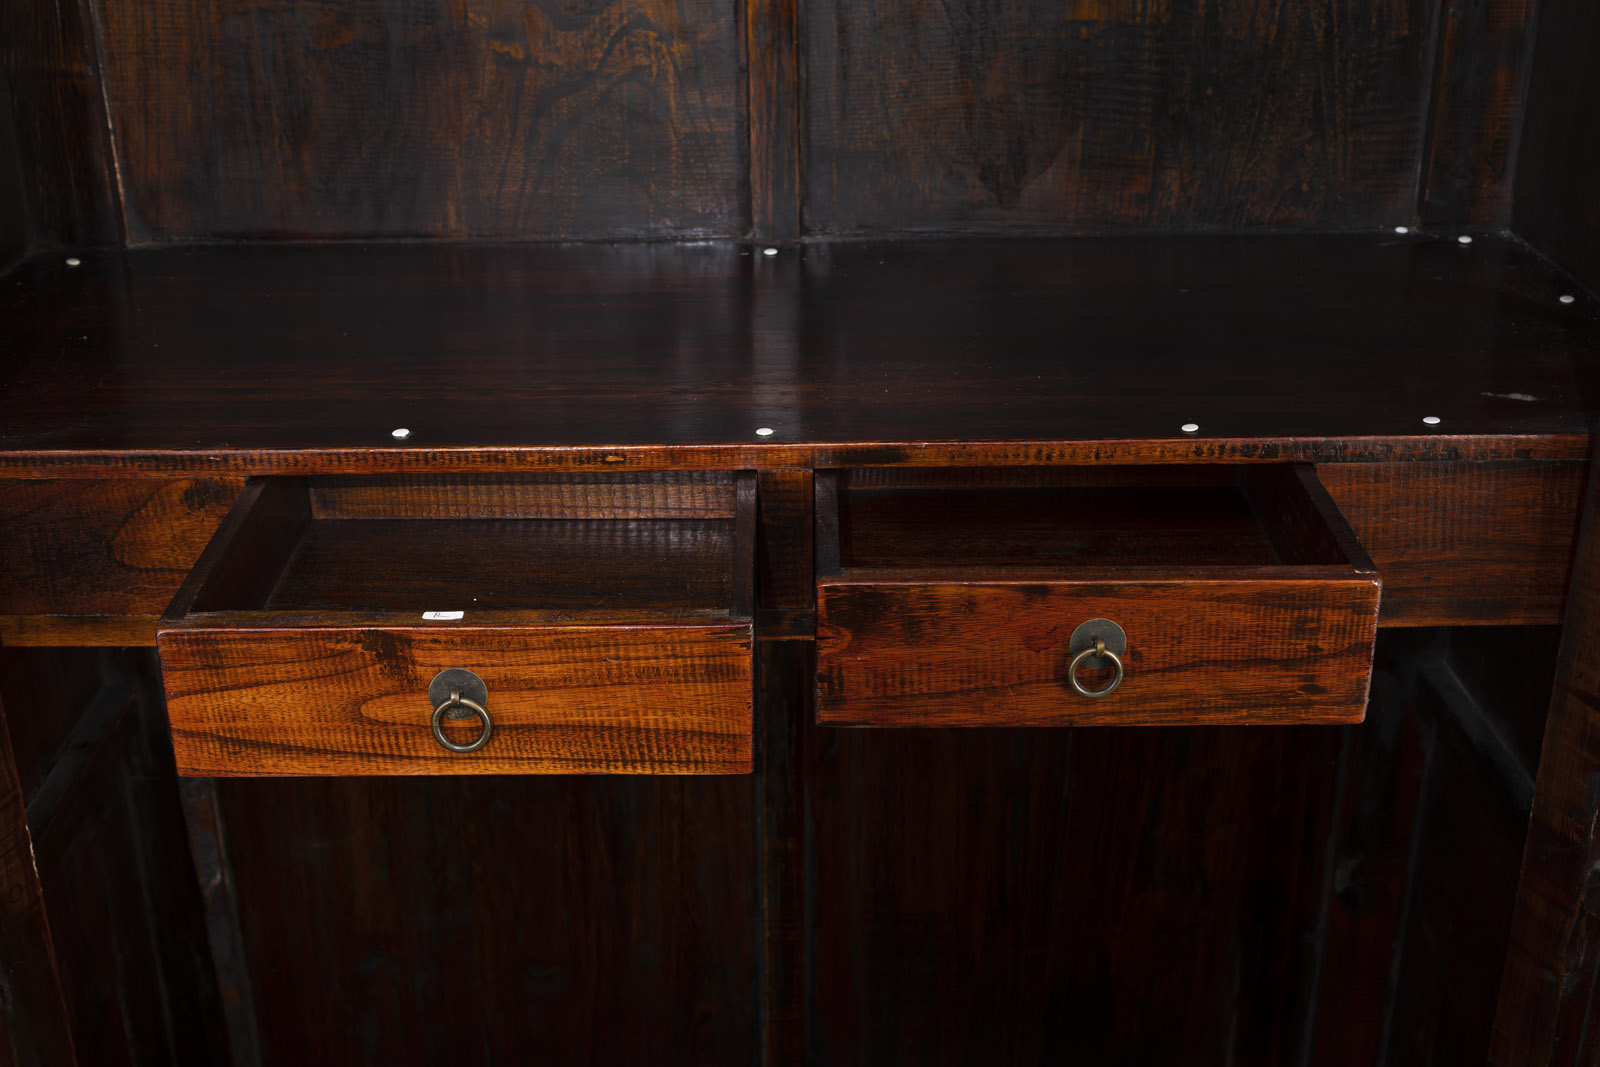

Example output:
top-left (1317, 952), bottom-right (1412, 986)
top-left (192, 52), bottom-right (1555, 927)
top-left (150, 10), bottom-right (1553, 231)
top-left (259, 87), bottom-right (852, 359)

top-left (96, 0), bottom-right (743, 242)
top-left (0, 234), bottom-right (1596, 475)
top-left (803, 0), bottom-right (1441, 234)
top-left (1512, 0), bottom-right (1600, 295)
top-left (215, 772), bottom-right (760, 1063)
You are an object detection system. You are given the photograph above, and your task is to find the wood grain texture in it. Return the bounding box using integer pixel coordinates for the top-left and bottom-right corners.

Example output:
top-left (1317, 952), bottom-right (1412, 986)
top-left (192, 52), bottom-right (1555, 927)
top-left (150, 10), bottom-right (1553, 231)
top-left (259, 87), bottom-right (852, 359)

top-left (1380, 651), bottom-right (1530, 1065)
top-left (1491, 438), bottom-right (1600, 1064)
top-left (1419, 0), bottom-right (1536, 226)
top-left (0, 71), bottom-right (29, 272)
top-left (1307, 657), bottom-right (1426, 1067)
top-left (0, 479), bottom-right (243, 647)
top-left (178, 779), bottom-right (260, 1067)
top-left (817, 578), bottom-right (1379, 726)
top-left (1512, 0), bottom-right (1600, 294)
top-left (1, 648), bottom-right (106, 804)
top-left (758, 638), bottom-right (809, 1065)
top-left (96, 0), bottom-right (742, 241)
top-left (2, 652), bottom-right (225, 1064)
top-left (2, 236), bottom-right (1595, 477)
top-left (215, 771), bottom-right (759, 1062)
top-left (756, 469), bottom-right (813, 636)
top-left (745, 0), bottom-right (799, 240)
top-left (807, 722), bottom-right (1345, 1064)
top-left (0, 0), bottom-right (121, 249)
top-left (1307, 631), bottom-right (1543, 1066)
top-left (0, 664), bottom-right (77, 1067)
top-left (160, 625), bottom-right (753, 776)
top-left (309, 472), bottom-right (736, 520)
top-left (269, 519), bottom-right (739, 614)
top-left (1319, 460), bottom-right (1585, 626)
top-left (30, 693), bottom-right (178, 1065)
top-left (804, 0), bottom-right (1435, 234)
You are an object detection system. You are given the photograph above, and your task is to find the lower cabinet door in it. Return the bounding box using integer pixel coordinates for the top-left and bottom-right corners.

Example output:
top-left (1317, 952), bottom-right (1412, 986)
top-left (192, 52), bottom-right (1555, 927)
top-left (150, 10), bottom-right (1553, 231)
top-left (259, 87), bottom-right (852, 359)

top-left (815, 465), bottom-right (1382, 727)
top-left (157, 473), bottom-right (755, 775)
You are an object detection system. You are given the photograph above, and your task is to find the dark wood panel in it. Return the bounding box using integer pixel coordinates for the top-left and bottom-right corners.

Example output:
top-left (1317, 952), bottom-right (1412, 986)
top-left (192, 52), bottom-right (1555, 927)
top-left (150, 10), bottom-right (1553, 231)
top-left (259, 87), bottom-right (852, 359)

top-left (0, 68), bottom-right (29, 271)
top-left (1511, 0), bottom-right (1600, 293)
top-left (1319, 460), bottom-right (1584, 626)
top-left (758, 639), bottom-right (809, 1065)
top-left (217, 773), bottom-right (760, 1063)
top-left (1, 648), bottom-right (106, 802)
top-left (808, 723), bottom-right (1344, 1063)
top-left (1308, 658), bottom-right (1425, 1067)
top-left (18, 653), bottom-right (226, 1065)
top-left (804, 0), bottom-right (1435, 234)
top-left (0, 663), bottom-right (77, 1066)
top-left (0, 479), bottom-right (244, 647)
top-left (756, 469), bottom-right (813, 636)
top-left (1381, 654), bottom-right (1529, 1065)
top-left (309, 472), bottom-right (736, 520)
top-left (1491, 435), bottom-right (1600, 1062)
top-left (178, 779), bottom-right (259, 1067)
top-left (0, 236), bottom-right (1596, 475)
top-left (270, 519), bottom-right (737, 613)
top-left (838, 484), bottom-right (1277, 568)
top-left (1419, 0), bottom-right (1536, 226)
top-left (745, 0), bottom-right (799, 241)
top-left (0, 0), bottom-right (120, 249)
top-left (97, 0), bottom-right (743, 241)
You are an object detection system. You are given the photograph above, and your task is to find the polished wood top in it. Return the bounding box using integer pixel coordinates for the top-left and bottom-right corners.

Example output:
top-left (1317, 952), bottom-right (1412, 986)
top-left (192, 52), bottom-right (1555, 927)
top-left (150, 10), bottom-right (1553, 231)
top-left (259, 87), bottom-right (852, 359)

top-left (0, 233), bottom-right (1595, 475)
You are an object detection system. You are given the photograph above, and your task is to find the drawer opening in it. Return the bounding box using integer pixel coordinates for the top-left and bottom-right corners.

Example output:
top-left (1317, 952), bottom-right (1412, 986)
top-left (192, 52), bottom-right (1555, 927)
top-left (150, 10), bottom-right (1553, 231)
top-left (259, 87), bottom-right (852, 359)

top-left (182, 473), bottom-right (755, 623)
top-left (819, 465), bottom-right (1365, 577)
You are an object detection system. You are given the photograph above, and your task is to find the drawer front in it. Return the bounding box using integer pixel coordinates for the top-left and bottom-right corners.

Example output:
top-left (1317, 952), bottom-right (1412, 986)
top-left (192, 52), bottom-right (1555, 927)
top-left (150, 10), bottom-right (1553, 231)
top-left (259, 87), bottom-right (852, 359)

top-left (816, 578), bottom-right (1379, 726)
top-left (160, 624), bottom-right (752, 775)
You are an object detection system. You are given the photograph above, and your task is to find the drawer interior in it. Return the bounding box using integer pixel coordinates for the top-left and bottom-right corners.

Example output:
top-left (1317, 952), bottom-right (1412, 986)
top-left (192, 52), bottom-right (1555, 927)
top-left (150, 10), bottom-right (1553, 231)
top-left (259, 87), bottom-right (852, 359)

top-left (820, 465), bottom-right (1367, 576)
top-left (180, 473), bottom-right (754, 622)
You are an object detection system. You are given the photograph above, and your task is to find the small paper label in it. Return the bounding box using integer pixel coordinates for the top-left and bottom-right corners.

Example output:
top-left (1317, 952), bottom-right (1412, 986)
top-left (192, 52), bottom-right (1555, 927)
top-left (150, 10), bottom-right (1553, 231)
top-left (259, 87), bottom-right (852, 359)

top-left (422, 611), bottom-right (464, 621)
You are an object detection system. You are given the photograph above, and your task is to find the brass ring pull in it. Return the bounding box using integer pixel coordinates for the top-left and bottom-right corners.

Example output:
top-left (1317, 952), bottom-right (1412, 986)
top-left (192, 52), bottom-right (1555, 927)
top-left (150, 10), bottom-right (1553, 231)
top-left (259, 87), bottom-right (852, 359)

top-left (1068, 637), bottom-right (1125, 699)
top-left (431, 687), bottom-right (492, 753)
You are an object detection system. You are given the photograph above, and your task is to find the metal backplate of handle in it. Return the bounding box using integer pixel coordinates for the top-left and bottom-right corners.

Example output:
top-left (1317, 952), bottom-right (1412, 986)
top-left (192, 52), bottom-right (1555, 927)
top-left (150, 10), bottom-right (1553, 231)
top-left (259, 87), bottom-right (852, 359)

top-left (428, 669), bottom-right (492, 753)
top-left (1067, 619), bottom-right (1128, 699)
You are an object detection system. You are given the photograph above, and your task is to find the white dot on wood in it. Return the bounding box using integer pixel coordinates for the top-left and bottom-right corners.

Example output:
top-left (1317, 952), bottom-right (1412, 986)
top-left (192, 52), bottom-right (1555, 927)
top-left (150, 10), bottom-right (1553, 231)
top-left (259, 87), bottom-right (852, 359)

top-left (756, 427), bottom-right (775, 437)
top-left (1422, 416), bottom-right (1441, 425)
top-left (1457, 235), bottom-right (1473, 245)
top-left (391, 428), bottom-right (411, 439)
top-left (1181, 423), bottom-right (1200, 433)
top-left (1560, 294), bottom-right (1577, 305)
top-left (65, 257), bottom-right (81, 267)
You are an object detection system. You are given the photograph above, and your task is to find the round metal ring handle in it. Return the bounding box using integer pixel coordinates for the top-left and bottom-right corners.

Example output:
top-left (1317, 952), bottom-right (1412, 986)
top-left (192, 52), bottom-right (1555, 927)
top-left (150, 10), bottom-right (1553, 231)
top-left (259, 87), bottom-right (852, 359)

top-left (1067, 638), bottom-right (1125, 700)
top-left (431, 688), bottom-right (492, 753)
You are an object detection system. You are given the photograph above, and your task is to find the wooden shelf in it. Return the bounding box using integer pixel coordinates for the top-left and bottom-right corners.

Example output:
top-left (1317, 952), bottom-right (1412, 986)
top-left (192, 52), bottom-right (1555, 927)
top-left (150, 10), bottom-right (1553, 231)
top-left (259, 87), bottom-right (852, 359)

top-left (0, 233), bottom-right (1595, 475)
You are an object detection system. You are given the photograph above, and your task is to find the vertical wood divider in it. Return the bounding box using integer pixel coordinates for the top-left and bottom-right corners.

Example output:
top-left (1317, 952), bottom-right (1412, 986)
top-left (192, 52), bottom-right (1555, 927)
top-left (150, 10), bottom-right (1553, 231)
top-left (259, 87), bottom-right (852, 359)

top-left (745, 0), bottom-right (802, 241)
top-left (1492, 434), bottom-right (1600, 1064)
top-left (179, 779), bottom-right (261, 1067)
top-left (0, 653), bottom-right (78, 1066)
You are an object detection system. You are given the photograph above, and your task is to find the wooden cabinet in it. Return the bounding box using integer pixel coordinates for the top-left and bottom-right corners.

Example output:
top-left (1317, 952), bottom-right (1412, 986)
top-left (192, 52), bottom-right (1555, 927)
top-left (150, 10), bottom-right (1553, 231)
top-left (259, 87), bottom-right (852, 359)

top-left (2, 0), bottom-right (1599, 1064)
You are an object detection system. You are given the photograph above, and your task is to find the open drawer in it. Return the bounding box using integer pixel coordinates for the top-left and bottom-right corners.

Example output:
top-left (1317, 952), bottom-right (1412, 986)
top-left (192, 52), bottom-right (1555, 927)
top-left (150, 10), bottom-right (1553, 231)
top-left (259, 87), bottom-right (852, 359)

top-left (815, 466), bottom-right (1381, 727)
top-left (157, 473), bottom-right (755, 775)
